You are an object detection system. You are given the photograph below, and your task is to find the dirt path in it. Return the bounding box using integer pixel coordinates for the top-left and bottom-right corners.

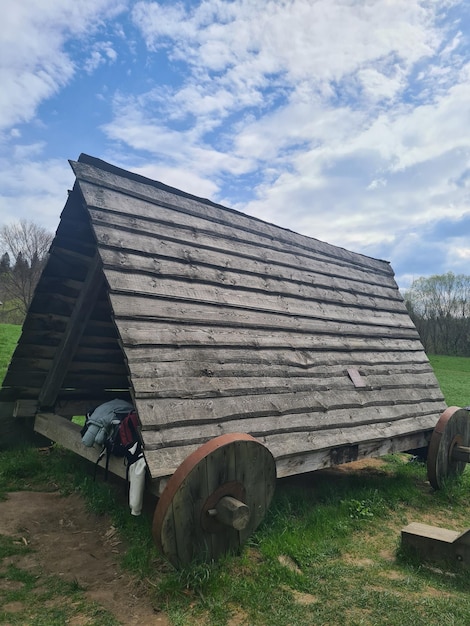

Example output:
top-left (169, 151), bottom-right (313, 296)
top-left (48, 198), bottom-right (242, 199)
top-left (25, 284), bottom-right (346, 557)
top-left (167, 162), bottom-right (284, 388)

top-left (0, 491), bottom-right (169, 625)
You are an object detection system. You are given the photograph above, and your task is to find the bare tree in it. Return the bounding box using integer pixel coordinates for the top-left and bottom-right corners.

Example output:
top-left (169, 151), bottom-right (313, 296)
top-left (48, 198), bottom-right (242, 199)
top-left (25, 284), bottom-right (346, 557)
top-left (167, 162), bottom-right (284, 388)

top-left (404, 272), bottom-right (470, 355)
top-left (0, 219), bottom-right (53, 318)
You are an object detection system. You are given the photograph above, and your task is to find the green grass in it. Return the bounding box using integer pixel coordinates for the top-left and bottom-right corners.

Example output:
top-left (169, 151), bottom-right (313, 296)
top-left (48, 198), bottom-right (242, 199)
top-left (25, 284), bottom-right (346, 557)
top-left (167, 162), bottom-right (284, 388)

top-left (2, 447), bottom-right (467, 626)
top-left (0, 323), bottom-right (21, 384)
top-left (428, 354), bottom-right (470, 407)
top-left (1, 324), bottom-right (470, 624)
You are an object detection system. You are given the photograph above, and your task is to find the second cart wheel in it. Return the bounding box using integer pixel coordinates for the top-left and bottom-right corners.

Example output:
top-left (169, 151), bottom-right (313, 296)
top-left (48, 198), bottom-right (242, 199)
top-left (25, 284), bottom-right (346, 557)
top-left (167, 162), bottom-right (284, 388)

top-left (427, 406), bottom-right (470, 490)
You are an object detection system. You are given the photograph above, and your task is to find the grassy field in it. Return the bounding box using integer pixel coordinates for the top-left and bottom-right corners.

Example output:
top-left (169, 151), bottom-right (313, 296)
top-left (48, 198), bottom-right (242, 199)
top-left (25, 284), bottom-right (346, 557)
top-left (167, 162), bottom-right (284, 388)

top-left (1, 324), bottom-right (470, 625)
top-left (428, 354), bottom-right (470, 408)
top-left (0, 323), bottom-right (21, 384)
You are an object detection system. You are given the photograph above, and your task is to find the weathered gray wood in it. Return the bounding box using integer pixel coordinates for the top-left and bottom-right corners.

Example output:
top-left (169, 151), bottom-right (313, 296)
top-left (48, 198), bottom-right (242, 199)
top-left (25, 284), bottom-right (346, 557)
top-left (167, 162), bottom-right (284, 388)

top-left (117, 320), bottom-right (424, 352)
top-left (127, 356), bottom-right (434, 381)
top-left (92, 222), bottom-right (394, 299)
top-left (213, 496), bottom-right (250, 530)
top-left (13, 400), bottom-right (38, 417)
top-left (153, 433), bottom-right (276, 567)
top-left (144, 426), bottom-right (434, 480)
top-left (138, 402), bottom-right (442, 450)
top-left (0, 401), bottom-right (37, 449)
top-left (275, 430), bottom-right (432, 478)
top-left (99, 245), bottom-right (401, 303)
top-left (401, 522), bottom-right (470, 567)
top-left (90, 207), bottom-right (395, 295)
top-left (34, 412), bottom-right (128, 479)
top-left (427, 407), bottom-right (470, 489)
top-left (2, 154), bottom-right (447, 487)
top-left (86, 189), bottom-right (393, 279)
top-left (39, 254), bottom-right (105, 407)
top-left (125, 345), bottom-right (431, 371)
top-left (130, 371), bottom-right (439, 399)
top-left (72, 161), bottom-right (393, 275)
top-left (135, 383), bottom-right (443, 428)
top-left (451, 445), bottom-right (470, 463)
top-left (107, 288), bottom-right (413, 332)
top-left (104, 266), bottom-right (410, 321)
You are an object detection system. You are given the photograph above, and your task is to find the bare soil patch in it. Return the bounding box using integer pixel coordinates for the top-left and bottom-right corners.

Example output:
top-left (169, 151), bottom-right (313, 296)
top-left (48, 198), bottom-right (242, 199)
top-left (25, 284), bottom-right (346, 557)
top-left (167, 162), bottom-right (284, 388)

top-left (0, 491), bottom-right (169, 625)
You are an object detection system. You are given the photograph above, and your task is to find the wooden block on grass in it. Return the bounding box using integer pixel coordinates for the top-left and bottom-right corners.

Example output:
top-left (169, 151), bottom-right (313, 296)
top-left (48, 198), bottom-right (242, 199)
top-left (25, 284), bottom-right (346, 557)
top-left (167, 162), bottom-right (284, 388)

top-left (401, 522), bottom-right (470, 567)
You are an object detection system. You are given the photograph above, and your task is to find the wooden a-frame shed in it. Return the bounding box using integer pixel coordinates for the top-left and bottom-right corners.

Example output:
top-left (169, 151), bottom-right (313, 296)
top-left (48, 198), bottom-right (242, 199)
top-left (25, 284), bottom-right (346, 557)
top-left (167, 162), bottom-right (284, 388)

top-left (0, 154), bottom-right (447, 494)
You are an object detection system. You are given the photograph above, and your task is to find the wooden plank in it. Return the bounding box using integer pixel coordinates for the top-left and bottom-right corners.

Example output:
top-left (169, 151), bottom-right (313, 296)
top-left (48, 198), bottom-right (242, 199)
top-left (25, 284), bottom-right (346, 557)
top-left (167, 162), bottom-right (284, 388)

top-left (89, 205), bottom-right (395, 294)
top-left (72, 161), bottom-right (393, 276)
top-left (103, 263), bottom-right (408, 320)
top-left (403, 523), bottom-right (459, 543)
top-left (4, 370), bottom-right (128, 390)
top-left (130, 371), bottom-right (440, 399)
top-left (50, 396), bottom-right (129, 418)
top-left (401, 522), bottom-right (470, 567)
top-left (34, 412), bottom-right (128, 480)
top-left (38, 253), bottom-right (105, 407)
top-left (135, 387), bottom-right (444, 428)
top-left (92, 221), bottom-right (394, 294)
top-left (107, 284), bottom-right (413, 328)
top-left (127, 356), bottom-right (434, 380)
top-left (265, 415), bottom-right (439, 460)
top-left (204, 440), bottom-right (239, 560)
top-left (86, 190), bottom-right (393, 278)
top-left (117, 320), bottom-right (424, 352)
top-left (140, 402), bottom-right (443, 448)
top-left (11, 343), bottom-right (123, 364)
top-left (143, 427), bottom-right (434, 480)
top-left (99, 243), bottom-right (401, 304)
top-left (275, 430), bottom-right (433, 478)
top-left (124, 345), bottom-right (431, 370)
top-left (0, 401), bottom-right (38, 449)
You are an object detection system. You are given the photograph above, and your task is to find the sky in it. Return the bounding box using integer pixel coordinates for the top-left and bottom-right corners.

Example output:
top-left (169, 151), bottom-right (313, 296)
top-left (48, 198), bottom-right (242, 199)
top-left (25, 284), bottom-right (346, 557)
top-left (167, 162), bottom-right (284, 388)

top-left (1, 0), bottom-right (470, 290)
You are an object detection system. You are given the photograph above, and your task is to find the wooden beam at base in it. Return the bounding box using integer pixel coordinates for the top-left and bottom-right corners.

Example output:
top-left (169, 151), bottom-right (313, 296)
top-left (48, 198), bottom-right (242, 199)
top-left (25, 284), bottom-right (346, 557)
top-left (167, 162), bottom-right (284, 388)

top-left (34, 412), bottom-right (161, 495)
top-left (35, 412), bottom-right (127, 480)
top-left (275, 430), bottom-right (433, 479)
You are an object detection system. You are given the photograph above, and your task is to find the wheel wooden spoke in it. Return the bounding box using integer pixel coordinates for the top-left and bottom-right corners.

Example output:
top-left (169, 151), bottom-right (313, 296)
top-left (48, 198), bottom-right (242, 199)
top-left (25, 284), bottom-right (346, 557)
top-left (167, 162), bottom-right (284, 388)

top-left (427, 406), bottom-right (470, 490)
top-left (152, 433), bottom-right (276, 568)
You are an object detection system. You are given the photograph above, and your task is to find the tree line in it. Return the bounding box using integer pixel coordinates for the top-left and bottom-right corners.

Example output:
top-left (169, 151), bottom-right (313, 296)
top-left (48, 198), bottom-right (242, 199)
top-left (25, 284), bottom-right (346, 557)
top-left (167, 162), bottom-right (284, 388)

top-left (0, 220), bottom-right (53, 323)
top-left (404, 272), bottom-right (470, 357)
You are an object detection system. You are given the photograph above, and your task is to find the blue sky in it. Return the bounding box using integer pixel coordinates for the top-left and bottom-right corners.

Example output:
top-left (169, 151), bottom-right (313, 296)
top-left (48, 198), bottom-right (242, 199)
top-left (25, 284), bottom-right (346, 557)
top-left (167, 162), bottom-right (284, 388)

top-left (1, 0), bottom-right (470, 289)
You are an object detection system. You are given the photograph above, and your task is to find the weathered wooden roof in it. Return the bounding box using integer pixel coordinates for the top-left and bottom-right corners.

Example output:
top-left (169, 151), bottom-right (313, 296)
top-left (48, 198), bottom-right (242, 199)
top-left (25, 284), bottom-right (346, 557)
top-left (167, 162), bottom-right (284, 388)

top-left (1, 154), bottom-right (446, 480)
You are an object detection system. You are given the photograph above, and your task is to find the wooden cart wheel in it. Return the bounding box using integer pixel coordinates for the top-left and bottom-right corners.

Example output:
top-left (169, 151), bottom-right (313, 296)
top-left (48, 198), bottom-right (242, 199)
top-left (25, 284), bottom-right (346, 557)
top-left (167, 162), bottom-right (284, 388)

top-left (152, 433), bottom-right (276, 568)
top-left (427, 406), bottom-right (470, 490)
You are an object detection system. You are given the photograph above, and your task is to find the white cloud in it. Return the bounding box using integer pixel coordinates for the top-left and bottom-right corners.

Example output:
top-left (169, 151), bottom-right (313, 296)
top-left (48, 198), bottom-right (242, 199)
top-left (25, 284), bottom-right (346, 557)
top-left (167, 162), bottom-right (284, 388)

top-left (133, 164), bottom-right (220, 200)
top-left (1, 0), bottom-right (468, 292)
top-left (132, 0), bottom-right (442, 102)
top-left (102, 95), bottom-right (256, 177)
top-left (97, 0), bottom-right (469, 282)
top-left (83, 41), bottom-right (118, 73)
top-left (0, 0), bottom-right (125, 132)
top-left (0, 152), bottom-right (73, 231)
